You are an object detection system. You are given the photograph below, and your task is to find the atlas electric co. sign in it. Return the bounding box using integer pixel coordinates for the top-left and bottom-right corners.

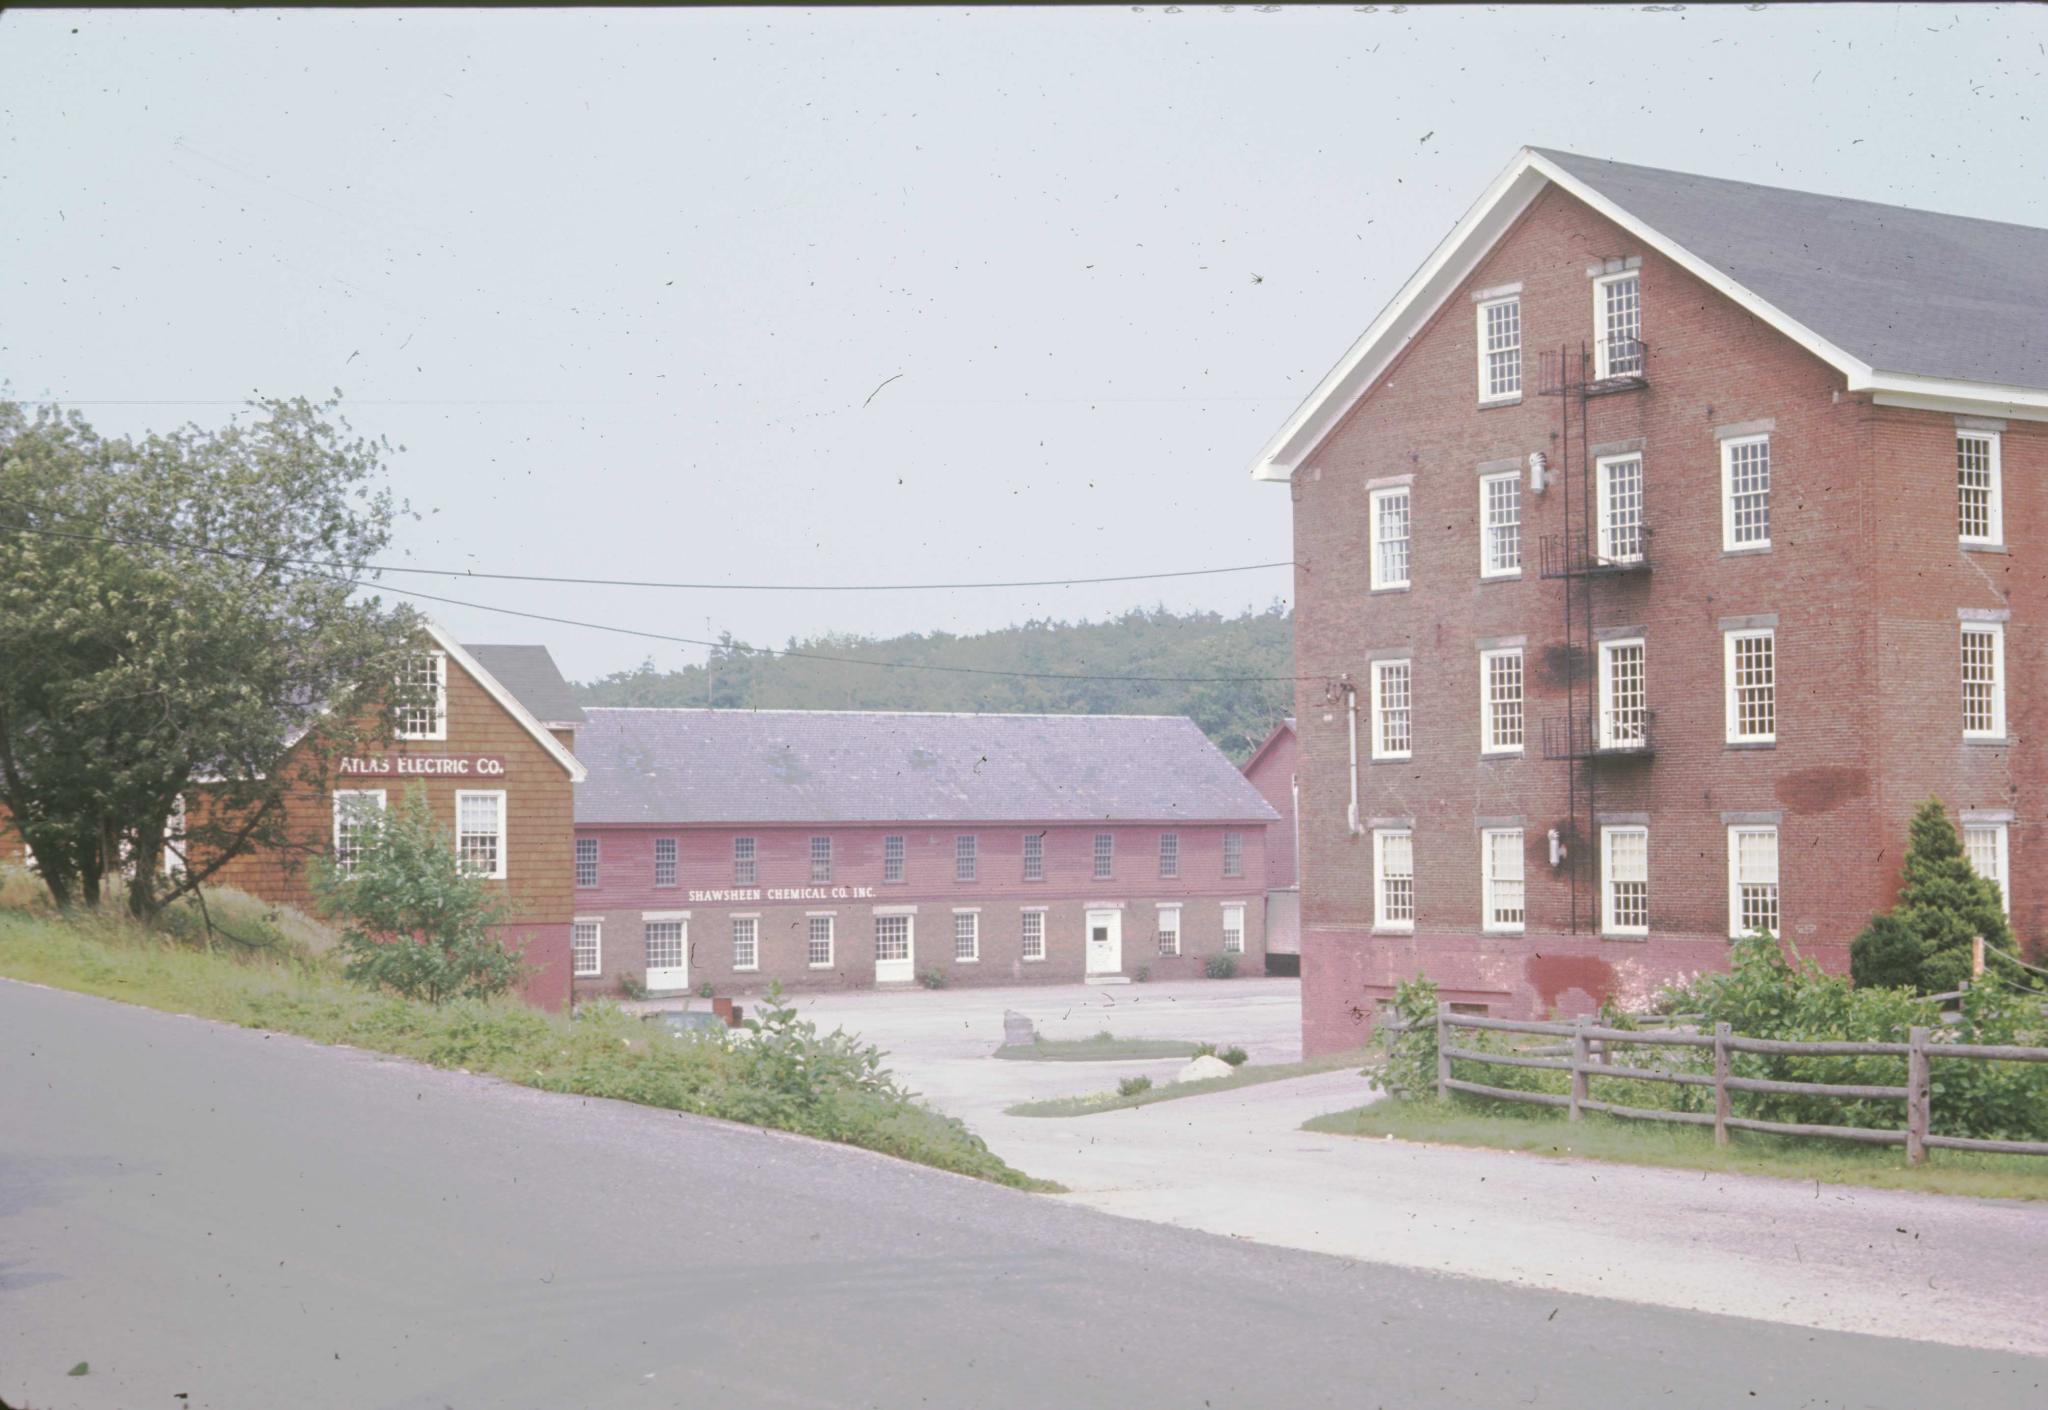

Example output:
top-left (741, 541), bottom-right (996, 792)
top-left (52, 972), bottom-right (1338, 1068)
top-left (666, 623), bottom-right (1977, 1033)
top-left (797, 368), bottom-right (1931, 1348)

top-left (338, 754), bottom-right (509, 778)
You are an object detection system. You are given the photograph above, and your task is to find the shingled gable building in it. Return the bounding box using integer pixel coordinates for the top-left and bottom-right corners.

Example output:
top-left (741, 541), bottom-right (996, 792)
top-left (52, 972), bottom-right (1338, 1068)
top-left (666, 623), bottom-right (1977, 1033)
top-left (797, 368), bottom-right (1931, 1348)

top-left (568, 709), bottom-right (1279, 996)
top-left (1254, 148), bottom-right (2048, 1054)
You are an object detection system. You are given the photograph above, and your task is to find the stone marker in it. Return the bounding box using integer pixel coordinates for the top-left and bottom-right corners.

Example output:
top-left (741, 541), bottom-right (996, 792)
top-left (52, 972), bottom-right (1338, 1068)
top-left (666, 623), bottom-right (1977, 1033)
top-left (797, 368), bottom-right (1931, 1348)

top-left (1171, 1054), bottom-right (1236, 1085)
top-left (1003, 1010), bottom-right (1037, 1048)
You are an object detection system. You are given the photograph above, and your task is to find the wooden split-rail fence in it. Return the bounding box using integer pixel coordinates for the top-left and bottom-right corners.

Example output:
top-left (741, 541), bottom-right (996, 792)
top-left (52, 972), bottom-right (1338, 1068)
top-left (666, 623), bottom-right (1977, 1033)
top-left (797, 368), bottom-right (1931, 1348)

top-left (1432, 1004), bottom-right (2048, 1165)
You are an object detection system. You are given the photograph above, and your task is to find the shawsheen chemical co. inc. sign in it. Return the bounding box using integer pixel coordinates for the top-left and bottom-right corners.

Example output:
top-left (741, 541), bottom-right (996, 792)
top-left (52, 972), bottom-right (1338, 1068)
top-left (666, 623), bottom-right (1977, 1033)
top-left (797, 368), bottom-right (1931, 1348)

top-left (338, 755), bottom-right (509, 778)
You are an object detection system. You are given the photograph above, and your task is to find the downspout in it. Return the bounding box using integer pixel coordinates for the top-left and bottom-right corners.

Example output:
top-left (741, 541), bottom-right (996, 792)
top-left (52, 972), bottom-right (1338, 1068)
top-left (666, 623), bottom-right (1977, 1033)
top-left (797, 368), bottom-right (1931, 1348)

top-left (1344, 682), bottom-right (1363, 837)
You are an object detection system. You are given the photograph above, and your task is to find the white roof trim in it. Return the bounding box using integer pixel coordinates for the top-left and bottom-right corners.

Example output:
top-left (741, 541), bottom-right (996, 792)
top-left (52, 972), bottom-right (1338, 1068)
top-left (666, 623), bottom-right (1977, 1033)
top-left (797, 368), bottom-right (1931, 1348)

top-left (426, 623), bottom-right (588, 783)
top-left (1248, 147), bottom-right (2042, 480)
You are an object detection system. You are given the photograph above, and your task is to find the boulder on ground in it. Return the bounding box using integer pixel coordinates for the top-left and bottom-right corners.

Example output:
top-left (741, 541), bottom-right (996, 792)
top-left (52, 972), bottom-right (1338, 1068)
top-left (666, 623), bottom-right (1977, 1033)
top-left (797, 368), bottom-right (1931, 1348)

top-left (1170, 1054), bottom-right (1236, 1085)
top-left (1002, 1010), bottom-right (1038, 1048)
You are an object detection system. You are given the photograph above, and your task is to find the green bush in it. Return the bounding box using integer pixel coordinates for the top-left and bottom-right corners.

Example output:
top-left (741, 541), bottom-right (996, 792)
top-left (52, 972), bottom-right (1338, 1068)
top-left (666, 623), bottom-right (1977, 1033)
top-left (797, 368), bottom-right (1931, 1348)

top-left (1134, 964), bottom-right (1151, 983)
top-left (1373, 974), bottom-right (1442, 1099)
top-left (1219, 1045), bottom-right (1249, 1067)
top-left (617, 973), bottom-right (648, 1001)
top-left (917, 966), bottom-right (947, 990)
top-left (1204, 954), bottom-right (1238, 980)
top-left (1851, 800), bottom-right (2017, 994)
top-left (1118, 1075), bottom-right (1153, 1097)
top-left (1192, 1042), bottom-right (1218, 1058)
top-left (698, 980), bottom-right (715, 999)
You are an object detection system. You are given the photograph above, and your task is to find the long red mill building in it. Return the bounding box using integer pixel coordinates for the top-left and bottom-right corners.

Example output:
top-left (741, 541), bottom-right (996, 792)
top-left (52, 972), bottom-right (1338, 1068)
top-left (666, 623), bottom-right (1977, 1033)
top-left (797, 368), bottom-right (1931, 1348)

top-left (1254, 147), bottom-right (2048, 1054)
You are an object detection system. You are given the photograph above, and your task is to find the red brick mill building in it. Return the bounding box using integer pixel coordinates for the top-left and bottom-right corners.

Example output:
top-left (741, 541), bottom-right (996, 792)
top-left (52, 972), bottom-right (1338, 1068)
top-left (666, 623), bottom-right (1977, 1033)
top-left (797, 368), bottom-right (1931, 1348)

top-left (1252, 148), bottom-right (2048, 1054)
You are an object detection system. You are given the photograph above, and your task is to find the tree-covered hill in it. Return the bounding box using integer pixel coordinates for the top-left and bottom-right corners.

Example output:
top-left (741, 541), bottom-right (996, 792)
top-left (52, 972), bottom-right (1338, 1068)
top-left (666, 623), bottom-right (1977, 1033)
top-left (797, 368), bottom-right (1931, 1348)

top-left (572, 604), bottom-right (1295, 762)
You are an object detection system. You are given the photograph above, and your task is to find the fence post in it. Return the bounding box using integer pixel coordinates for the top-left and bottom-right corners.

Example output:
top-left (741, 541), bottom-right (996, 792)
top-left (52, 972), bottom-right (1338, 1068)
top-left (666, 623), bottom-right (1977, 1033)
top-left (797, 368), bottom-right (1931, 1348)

top-left (1712, 1022), bottom-right (1731, 1147)
top-left (1568, 1030), bottom-right (1588, 1123)
top-left (1972, 934), bottom-right (1985, 979)
top-left (1905, 1025), bottom-right (1930, 1167)
top-left (1435, 1002), bottom-right (1451, 1101)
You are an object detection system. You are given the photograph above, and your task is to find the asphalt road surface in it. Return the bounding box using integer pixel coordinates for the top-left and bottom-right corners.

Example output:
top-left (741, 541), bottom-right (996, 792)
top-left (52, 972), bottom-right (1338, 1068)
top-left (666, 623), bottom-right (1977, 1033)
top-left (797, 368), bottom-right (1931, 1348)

top-left (3, 980), bottom-right (2042, 1410)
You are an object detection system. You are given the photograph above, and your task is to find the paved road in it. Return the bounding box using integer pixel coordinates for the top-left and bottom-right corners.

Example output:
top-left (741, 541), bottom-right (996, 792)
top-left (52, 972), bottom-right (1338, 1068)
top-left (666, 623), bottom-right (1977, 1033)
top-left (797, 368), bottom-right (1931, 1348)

top-left (3, 981), bottom-right (2043, 1410)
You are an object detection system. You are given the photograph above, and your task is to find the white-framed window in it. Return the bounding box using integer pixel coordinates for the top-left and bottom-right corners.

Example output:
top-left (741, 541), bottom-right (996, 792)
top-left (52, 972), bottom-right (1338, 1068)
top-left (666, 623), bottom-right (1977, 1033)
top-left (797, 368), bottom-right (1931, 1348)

top-left (1601, 826), bottom-right (1649, 936)
top-left (884, 834), bottom-right (905, 883)
top-left (1593, 271), bottom-right (1642, 380)
top-left (1481, 828), bottom-right (1525, 934)
top-left (955, 834), bottom-right (978, 882)
top-left (1158, 832), bottom-right (1179, 879)
top-left (733, 836), bottom-right (757, 886)
top-left (1480, 471), bottom-right (1521, 578)
top-left (1724, 629), bottom-right (1776, 744)
top-left (1369, 486), bottom-right (1412, 590)
top-left (644, 918), bottom-right (686, 974)
top-left (1020, 908), bottom-right (1047, 961)
top-left (731, 916), bottom-right (759, 971)
top-left (1156, 904), bottom-right (1181, 957)
top-left (331, 789), bottom-right (386, 877)
top-left (810, 835), bottom-right (832, 884)
top-left (807, 914), bottom-right (836, 968)
top-left (1373, 828), bottom-right (1415, 932)
top-left (1222, 903), bottom-right (1245, 955)
top-left (1222, 831), bottom-right (1244, 878)
top-left (1371, 658), bottom-right (1413, 760)
top-left (1964, 823), bottom-right (2010, 916)
top-left (455, 790), bottom-right (506, 880)
top-left (1022, 832), bottom-right (1044, 881)
top-left (1598, 639), bottom-right (1648, 750)
top-left (1721, 435), bottom-right (1771, 551)
top-left (394, 650), bottom-right (448, 741)
top-left (1093, 832), bottom-right (1114, 880)
top-left (1958, 431), bottom-right (2002, 546)
top-left (1962, 623), bottom-right (2006, 739)
top-left (653, 837), bottom-right (677, 888)
top-left (1480, 648), bottom-right (1524, 755)
top-left (1596, 453), bottom-right (1645, 565)
top-left (953, 910), bottom-right (979, 962)
top-left (1728, 826), bottom-right (1780, 938)
top-left (875, 913), bottom-right (911, 964)
top-left (1477, 295), bottom-right (1521, 402)
top-left (162, 795), bottom-right (188, 877)
top-left (575, 836), bottom-right (599, 888)
top-left (572, 919), bottom-right (603, 978)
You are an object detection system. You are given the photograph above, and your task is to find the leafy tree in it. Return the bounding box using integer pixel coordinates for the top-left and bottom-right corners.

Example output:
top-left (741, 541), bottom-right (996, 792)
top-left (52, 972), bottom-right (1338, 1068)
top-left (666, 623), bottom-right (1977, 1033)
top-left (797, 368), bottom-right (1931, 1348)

top-left (310, 789), bottom-right (522, 1005)
top-left (0, 397), bottom-right (422, 917)
top-left (1850, 800), bottom-right (2016, 994)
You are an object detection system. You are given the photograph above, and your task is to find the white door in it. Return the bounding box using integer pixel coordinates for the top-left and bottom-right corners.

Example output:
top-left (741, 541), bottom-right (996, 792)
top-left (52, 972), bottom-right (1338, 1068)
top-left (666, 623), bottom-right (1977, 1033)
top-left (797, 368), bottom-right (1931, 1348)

top-left (645, 917), bottom-right (689, 992)
top-left (875, 913), bottom-right (915, 984)
top-left (1085, 909), bottom-right (1123, 976)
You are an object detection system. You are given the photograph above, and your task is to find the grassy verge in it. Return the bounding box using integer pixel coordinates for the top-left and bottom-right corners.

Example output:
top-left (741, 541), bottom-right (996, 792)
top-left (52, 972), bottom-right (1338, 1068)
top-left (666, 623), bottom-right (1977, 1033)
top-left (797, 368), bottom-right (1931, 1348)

top-left (1007, 1049), bottom-right (1371, 1116)
top-left (1307, 1098), bottom-right (2048, 1201)
top-left (0, 905), bottom-right (1053, 1192)
top-left (992, 1032), bottom-right (1205, 1062)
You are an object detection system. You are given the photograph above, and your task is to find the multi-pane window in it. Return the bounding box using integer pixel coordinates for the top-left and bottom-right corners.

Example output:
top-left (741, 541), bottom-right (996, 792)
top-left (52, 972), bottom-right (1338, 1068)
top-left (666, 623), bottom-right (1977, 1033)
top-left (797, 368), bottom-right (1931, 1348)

top-left (810, 835), bottom-right (832, 884)
top-left (1371, 659), bottom-right (1413, 760)
top-left (1724, 630), bottom-right (1776, 744)
top-left (883, 834), bottom-right (905, 883)
top-left (1481, 648), bottom-right (1524, 755)
top-left (875, 914), bottom-right (911, 964)
top-left (1370, 486), bottom-right (1412, 590)
top-left (1477, 295), bottom-right (1521, 401)
top-left (1728, 827), bottom-right (1780, 939)
top-left (1721, 435), bottom-right (1771, 550)
top-left (1964, 823), bottom-right (2010, 915)
top-left (1602, 826), bottom-right (1649, 936)
top-left (1596, 453), bottom-right (1645, 565)
top-left (807, 915), bottom-right (835, 968)
top-left (653, 837), bottom-right (677, 888)
top-left (644, 919), bottom-right (685, 975)
top-left (731, 916), bottom-right (759, 971)
top-left (1093, 832), bottom-right (1114, 880)
top-left (733, 836), bottom-right (757, 886)
top-left (1158, 832), bottom-right (1179, 879)
top-left (1373, 829), bottom-right (1415, 931)
top-left (1598, 639), bottom-right (1647, 750)
top-left (953, 911), bottom-right (979, 962)
top-left (332, 790), bottom-right (386, 877)
top-left (571, 920), bottom-right (602, 978)
top-left (1020, 909), bottom-right (1047, 961)
top-left (394, 651), bottom-right (447, 741)
top-left (1223, 831), bottom-right (1244, 878)
top-left (1156, 905), bottom-right (1181, 957)
top-left (1480, 471), bottom-right (1521, 577)
top-left (456, 791), bottom-right (506, 880)
top-left (1958, 432), bottom-right (2002, 546)
top-left (955, 834), bottom-right (978, 882)
top-left (1022, 832), bottom-right (1044, 881)
top-left (1594, 272), bottom-right (1642, 379)
top-left (1481, 828), bottom-right (1525, 933)
top-left (1222, 904), bottom-right (1245, 955)
top-left (575, 836), bottom-right (599, 888)
top-left (1962, 623), bottom-right (2006, 739)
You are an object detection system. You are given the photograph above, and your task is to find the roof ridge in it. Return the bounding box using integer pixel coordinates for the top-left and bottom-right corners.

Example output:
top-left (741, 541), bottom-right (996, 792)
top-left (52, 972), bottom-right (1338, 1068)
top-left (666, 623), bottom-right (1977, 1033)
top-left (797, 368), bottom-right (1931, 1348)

top-left (580, 706), bottom-right (1198, 721)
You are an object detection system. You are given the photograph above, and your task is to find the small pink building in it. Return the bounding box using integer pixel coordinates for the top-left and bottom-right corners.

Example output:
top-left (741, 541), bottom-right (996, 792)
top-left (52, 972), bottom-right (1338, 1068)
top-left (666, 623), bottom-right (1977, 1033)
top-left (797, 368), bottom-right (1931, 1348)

top-left (569, 709), bottom-right (1278, 997)
top-left (1241, 718), bottom-right (1300, 972)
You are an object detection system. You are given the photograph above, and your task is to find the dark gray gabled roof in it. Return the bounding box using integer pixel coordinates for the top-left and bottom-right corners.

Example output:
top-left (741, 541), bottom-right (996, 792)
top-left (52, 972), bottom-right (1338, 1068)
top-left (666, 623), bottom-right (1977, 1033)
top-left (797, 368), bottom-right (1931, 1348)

top-left (461, 644), bottom-right (585, 726)
top-left (1536, 149), bottom-right (2048, 391)
top-left (575, 709), bottom-right (1281, 826)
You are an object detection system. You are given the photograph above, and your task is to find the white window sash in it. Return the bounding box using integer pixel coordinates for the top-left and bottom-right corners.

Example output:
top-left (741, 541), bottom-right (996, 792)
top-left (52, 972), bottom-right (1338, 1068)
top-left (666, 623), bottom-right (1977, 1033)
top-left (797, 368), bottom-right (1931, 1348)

top-left (1958, 431), bottom-right (2003, 546)
top-left (1479, 471), bottom-right (1521, 578)
top-left (1962, 624), bottom-right (2006, 739)
top-left (1964, 824), bottom-right (2010, 916)
top-left (953, 910), bottom-right (980, 962)
top-left (331, 789), bottom-right (387, 876)
top-left (1592, 272), bottom-right (1642, 380)
top-left (1373, 829), bottom-right (1415, 932)
top-left (1479, 648), bottom-right (1524, 756)
top-left (1369, 486), bottom-right (1412, 590)
top-left (732, 916), bottom-right (759, 971)
top-left (572, 919), bottom-right (603, 978)
top-left (1601, 826), bottom-right (1649, 937)
top-left (1476, 295), bottom-right (1521, 403)
top-left (1726, 826), bottom-right (1781, 939)
top-left (1597, 640), bottom-right (1648, 750)
top-left (1371, 659), bottom-right (1413, 760)
top-left (1720, 435), bottom-right (1772, 551)
top-left (1594, 453), bottom-right (1645, 565)
top-left (455, 789), bottom-right (507, 881)
top-left (1481, 828), bottom-right (1525, 934)
top-left (1723, 629), bottom-right (1776, 744)
top-left (1020, 908), bottom-right (1047, 961)
top-left (1222, 903), bottom-right (1246, 954)
top-left (395, 651), bottom-right (449, 742)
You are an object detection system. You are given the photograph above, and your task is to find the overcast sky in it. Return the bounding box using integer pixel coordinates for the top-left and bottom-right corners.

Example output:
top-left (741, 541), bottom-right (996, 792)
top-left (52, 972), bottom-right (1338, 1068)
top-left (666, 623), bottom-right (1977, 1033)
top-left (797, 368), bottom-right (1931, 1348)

top-left (6, 5), bottom-right (2044, 684)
